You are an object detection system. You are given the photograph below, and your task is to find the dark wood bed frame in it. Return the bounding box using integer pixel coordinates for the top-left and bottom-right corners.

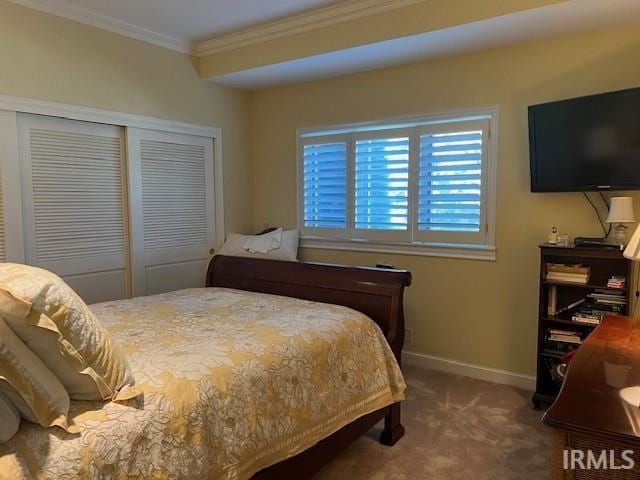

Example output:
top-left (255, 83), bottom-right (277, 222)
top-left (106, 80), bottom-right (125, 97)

top-left (206, 255), bottom-right (411, 479)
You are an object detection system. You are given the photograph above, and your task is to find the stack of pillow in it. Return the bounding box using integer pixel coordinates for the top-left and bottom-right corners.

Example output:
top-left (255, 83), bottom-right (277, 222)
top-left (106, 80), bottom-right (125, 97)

top-left (0, 263), bottom-right (136, 443)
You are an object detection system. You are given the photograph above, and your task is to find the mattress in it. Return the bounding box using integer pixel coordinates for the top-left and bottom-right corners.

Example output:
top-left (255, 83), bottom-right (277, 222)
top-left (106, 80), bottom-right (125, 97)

top-left (0, 287), bottom-right (406, 480)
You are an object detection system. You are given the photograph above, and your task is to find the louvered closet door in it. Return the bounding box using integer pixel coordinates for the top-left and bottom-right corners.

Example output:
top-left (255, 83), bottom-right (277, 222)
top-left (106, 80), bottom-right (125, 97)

top-left (18, 114), bottom-right (129, 303)
top-left (127, 128), bottom-right (214, 296)
top-left (0, 110), bottom-right (25, 264)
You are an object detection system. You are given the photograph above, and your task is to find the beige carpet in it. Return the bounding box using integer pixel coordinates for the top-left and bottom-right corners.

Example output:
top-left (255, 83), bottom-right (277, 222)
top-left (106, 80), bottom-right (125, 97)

top-left (313, 365), bottom-right (551, 480)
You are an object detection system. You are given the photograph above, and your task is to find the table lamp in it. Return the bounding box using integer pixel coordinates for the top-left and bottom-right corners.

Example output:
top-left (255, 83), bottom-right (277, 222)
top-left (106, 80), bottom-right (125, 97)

top-left (606, 197), bottom-right (636, 246)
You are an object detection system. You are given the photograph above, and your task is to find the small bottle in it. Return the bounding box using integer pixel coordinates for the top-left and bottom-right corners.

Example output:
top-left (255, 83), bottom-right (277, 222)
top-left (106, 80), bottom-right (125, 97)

top-left (548, 226), bottom-right (558, 245)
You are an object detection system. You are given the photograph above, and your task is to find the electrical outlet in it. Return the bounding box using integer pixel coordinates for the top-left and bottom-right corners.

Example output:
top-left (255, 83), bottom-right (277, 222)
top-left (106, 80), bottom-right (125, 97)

top-left (405, 328), bottom-right (414, 344)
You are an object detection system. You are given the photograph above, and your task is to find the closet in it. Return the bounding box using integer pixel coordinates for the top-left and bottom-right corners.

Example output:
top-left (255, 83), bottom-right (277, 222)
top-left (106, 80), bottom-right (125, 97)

top-left (18, 115), bottom-right (129, 302)
top-left (0, 106), bottom-right (218, 304)
top-left (127, 128), bottom-right (214, 297)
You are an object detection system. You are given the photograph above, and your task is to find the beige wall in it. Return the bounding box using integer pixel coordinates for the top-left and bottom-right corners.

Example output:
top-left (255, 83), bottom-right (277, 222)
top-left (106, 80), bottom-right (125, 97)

top-left (0, 1), bottom-right (253, 234)
top-left (251, 24), bottom-right (640, 376)
top-left (3, 0), bottom-right (640, 377)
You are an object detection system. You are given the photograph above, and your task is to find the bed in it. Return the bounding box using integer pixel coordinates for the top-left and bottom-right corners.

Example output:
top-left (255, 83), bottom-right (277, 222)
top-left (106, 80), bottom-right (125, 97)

top-left (0, 255), bottom-right (411, 480)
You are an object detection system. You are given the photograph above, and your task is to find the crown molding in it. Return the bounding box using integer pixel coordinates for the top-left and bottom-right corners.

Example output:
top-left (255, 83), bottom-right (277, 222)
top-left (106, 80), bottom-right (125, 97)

top-left (8, 0), bottom-right (426, 57)
top-left (7, 0), bottom-right (194, 54)
top-left (195, 0), bottom-right (426, 57)
top-left (0, 94), bottom-right (220, 138)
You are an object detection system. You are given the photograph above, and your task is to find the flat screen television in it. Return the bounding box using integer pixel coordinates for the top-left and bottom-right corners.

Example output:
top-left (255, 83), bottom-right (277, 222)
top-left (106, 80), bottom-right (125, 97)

top-left (529, 87), bottom-right (640, 192)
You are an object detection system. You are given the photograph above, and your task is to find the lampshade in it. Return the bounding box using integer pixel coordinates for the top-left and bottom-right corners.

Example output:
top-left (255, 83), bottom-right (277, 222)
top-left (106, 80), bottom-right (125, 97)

top-left (606, 197), bottom-right (636, 224)
top-left (624, 223), bottom-right (640, 260)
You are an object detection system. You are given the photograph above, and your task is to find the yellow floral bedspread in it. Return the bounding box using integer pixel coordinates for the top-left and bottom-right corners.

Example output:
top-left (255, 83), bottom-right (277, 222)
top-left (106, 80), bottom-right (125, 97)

top-left (0, 287), bottom-right (406, 480)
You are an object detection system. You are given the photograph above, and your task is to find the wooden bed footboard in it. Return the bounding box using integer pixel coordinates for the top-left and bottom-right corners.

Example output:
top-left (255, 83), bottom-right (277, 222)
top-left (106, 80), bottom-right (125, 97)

top-left (205, 255), bottom-right (412, 479)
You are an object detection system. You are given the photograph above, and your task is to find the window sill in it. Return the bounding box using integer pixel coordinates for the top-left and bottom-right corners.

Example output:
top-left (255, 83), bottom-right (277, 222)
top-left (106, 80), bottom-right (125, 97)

top-left (299, 237), bottom-right (496, 261)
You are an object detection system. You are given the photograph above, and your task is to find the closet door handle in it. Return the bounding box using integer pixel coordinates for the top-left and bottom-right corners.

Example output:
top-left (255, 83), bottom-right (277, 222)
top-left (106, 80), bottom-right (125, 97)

top-left (209, 248), bottom-right (215, 255)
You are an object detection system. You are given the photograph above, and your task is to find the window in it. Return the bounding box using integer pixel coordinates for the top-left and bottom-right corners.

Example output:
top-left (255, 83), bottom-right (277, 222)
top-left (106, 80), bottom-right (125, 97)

top-left (298, 110), bottom-right (497, 260)
top-left (354, 131), bottom-right (409, 240)
top-left (302, 136), bottom-right (348, 231)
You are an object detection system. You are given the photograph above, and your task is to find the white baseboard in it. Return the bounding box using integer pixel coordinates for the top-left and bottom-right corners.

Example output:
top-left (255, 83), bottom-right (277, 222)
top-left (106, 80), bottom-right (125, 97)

top-left (402, 350), bottom-right (536, 391)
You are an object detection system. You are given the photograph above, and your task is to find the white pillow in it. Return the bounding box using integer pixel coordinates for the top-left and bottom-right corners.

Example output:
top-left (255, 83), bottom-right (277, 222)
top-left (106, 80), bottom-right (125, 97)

top-left (0, 316), bottom-right (72, 432)
top-left (0, 380), bottom-right (37, 424)
top-left (218, 229), bottom-right (299, 261)
top-left (0, 391), bottom-right (20, 443)
top-left (0, 263), bottom-right (137, 401)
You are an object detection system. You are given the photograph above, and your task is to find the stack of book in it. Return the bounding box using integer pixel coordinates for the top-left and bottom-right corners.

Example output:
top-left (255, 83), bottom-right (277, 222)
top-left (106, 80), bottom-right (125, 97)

top-left (570, 289), bottom-right (627, 324)
top-left (546, 263), bottom-right (590, 284)
top-left (607, 275), bottom-right (626, 289)
top-left (548, 329), bottom-right (582, 344)
top-left (571, 312), bottom-right (601, 325)
top-left (587, 291), bottom-right (627, 307)
top-left (545, 328), bottom-right (582, 354)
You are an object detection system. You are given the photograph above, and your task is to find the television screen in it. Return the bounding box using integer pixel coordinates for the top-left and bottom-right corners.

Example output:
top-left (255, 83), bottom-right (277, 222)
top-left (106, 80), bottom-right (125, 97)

top-left (529, 87), bottom-right (640, 192)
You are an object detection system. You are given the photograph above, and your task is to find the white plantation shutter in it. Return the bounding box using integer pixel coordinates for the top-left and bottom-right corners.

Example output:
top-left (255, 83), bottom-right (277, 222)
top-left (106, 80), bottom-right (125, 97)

top-left (415, 119), bottom-right (489, 244)
top-left (354, 131), bottom-right (410, 241)
top-left (301, 136), bottom-right (348, 234)
top-left (140, 140), bottom-right (208, 249)
top-left (297, 112), bottom-right (495, 255)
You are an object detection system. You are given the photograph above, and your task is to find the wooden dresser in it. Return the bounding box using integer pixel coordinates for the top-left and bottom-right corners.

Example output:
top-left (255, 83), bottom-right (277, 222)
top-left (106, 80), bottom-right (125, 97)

top-left (544, 315), bottom-right (640, 479)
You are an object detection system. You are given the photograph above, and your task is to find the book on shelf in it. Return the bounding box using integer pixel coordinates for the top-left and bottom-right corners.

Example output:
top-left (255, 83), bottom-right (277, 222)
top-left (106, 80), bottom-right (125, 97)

top-left (591, 289), bottom-right (626, 296)
top-left (570, 298), bottom-right (625, 324)
top-left (546, 263), bottom-right (590, 284)
top-left (580, 307), bottom-right (623, 318)
top-left (587, 292), bottom-right (626, 306)
top-left (546, 272), bottom-right (589, 284)
top-left (549, 335), bottom-right (582, 345)
top-left (571, 313), bottom-right (601, 325)
top-left (547, 290), bottom-right (625, 319)
top-left (546, 263), bottom-right (590, 274)
top-left (607, 275), bottom-right (626, 289)
top-left (547, 328), bottom-right (582, 344)
top-left (548, 285), bottom-right (557, 315)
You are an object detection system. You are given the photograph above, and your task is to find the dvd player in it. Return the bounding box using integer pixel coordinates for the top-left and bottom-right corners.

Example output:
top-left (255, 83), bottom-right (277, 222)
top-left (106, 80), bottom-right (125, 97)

top-left (574, 237), bottom-right (620, 249)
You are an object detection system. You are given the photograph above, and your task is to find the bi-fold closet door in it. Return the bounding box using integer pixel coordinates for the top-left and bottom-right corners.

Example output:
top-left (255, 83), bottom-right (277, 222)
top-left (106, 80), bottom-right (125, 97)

top-left (6, 113), bottom-right (216, 304)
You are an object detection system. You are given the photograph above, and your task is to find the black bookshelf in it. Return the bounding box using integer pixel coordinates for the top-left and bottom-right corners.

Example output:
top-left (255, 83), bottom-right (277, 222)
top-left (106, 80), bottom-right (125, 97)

top-left (532, 244), bottom-right (632, 409)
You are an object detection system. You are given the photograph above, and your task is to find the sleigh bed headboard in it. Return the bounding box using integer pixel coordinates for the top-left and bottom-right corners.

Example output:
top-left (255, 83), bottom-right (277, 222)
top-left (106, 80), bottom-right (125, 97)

top-left (206, 255), bottom-right (411, 361)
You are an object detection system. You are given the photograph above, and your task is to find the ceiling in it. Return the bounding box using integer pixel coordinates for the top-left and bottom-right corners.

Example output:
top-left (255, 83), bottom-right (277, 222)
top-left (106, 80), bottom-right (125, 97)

top-left (9, 0), bottom-right (338, 50)
top-left (211, 0), bottom-right (640, 89)
top-left (9, 0), bottom-right (640, 89)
